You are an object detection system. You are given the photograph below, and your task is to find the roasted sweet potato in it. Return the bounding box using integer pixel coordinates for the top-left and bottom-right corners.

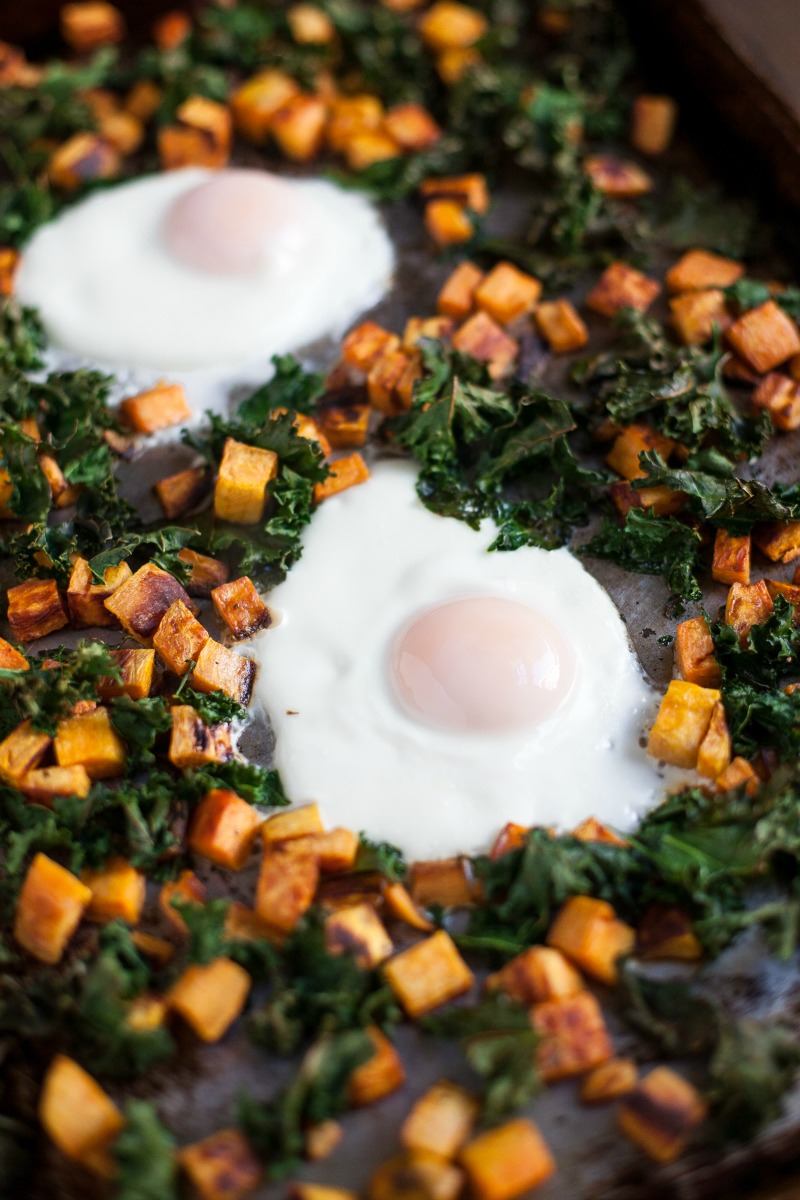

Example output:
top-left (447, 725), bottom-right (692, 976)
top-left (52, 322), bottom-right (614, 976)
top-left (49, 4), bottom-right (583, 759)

top-left (474, 261), bottom-right (542, 325)
top-left (532, 991), bottom-right (613, 1082)
top-left (192, 639), bottom-right (255, 706)
top-left (120, 382), bottom-right (191, 434)
top-left (313, 453), bottom-right (370, 503)
top-left (49, 133), bottom-right (120, 190)
top-left (726, 300), bottom-right (800, 374)
top-left (153, 598), bottom-right (209, 675)
top-left (188, 788), bottom-right (263, 870)
top-left (324, 902), bottom-right (393, 968)
top-left (724, 579), bottom-right (774, 644)
top-left (452, 311), bottom-right (518, 379)
top-left (179, 1128), bottom-right (262, 1199)
top-left (97, 648), bottom-right (156, 701)
top-left (487, 945), bottom-right (584, 1005)
top-left (231, 69), bottom-right (300, 143)
top-left (665, 248), bottom-right (743, 293)
top-left (154, 465), bottom-right (212, 518)
top-left (535, 299), bottom-right (588, 353)
top-left (7, 578), bottom-right (69, 641)
top-left (424, 198), bottom-right (474, 246)
top-left (586, 262), bottom-right (660, 317)
top-left (178, 548), bottom-right (230, 596)
top-left (419, 4), bottom-right (488, 52)
top-left (214, 437), bottom-right (278, 525)
top-left (437, 261), bottom-right (484, 319)
top-left (55, 706), bottom-right (126, 780)
top-left (21, 764), bottom-right (92, 805)
top-left (104, 562), bottom-right (197, 644)
top-left (67, 557), bottom-right (132, 629)
top-left (82, 857), bottom-right (146, 924)
top-left (547, 895), bottom-right (635, 986)
top-left (401, 1081), bottom-right (478, 1159)
top-left (647, 679), bottom-right (721, 768)
top-left (674, 616), bottom-right (721, 687)
top-left (168, 956), bottom-right (251, 1042)
top-left (630, 94), bottom-right (677, 155)
top-left (14, 853), bottom-right (92, 964)
top-left (460, 1119), bottom-right (556, 1200)
top-left (383, 930), bottom-right (474, 1017)
top-left (0, 720), bottom-right (52, 787)
top-left (272, 94), bottom-right (328, 162)
top-left (618, 1067), bottom-right (707, 1163)
top-left (712, 529), bottom-right (751, 585)
top-left (261, 802), bottom-right (324, 845)
top-left (348, 1026), bottom-right (406, 1107)
top-left (61, 2), bottom-right (125, 51)
top-left (39, 1055), bottom-right (124, 1172)
top-left (256, 848), bottom-right (319, 933)
top-left (169, 705), bottom-right (233, 769)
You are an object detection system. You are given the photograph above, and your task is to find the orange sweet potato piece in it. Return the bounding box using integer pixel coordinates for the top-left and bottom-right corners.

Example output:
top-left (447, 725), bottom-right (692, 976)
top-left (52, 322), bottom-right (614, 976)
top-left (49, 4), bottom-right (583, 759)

top-left (547, 895), bottom-right (635, 986)
top-left (158, 95), bottom-right (231, 170)
top-left (535, 299), bottom-right (588, 353)
top-left (674, 616), bottom-right (721, 687)
top-left (452, 311), bottom-right (518, 379)
top-left (49, 133), bottom-right (120, 190)
top-left (368, 1154), bottom-right (463, 1200)
top-left (67, 557), bottom-right (132, 629)
top-left (618, 1067), bottom-right (707, 1163)
top-left (670, 289), bottom-right (728, 346)
top-left (61, 2), bottom-right (125, 50)
top-left (724, 579), bottom-right (774, 645)
top-left (584, 155), bottom-right (652, 197)
top-left (630, 94), bottom-right (677, 155)
top-left (153, 9), bottom-right (191, 50)
top-left (54, 707), bottom-right (126, 780)
top-left (606, 424), bottom-right (675, 481)
top-left (381, 881), bottom-right (434, 932)
top-left (313, 453), bottom-right (370, 503)
top-left (712, 529), bottom-right (751, 585)
top-left (581, 1057), bottom-right (638, 1103)
top-left (716, 756), bottom-right (759, 795)
top-left (120, 382), bottom-right (191, 434)
top-left (342, 322), bottom-right (400, 372)
top-left (231, 70), bottom-right (300, 144)
top-left (188, 788), bottom-right (263, 870)
top-left (474, 262), bottom-right (542, 325)
top-left (21, 765), bottom-right (92, 805)
top-left (327, 94), bottom-right (384, 152)
top-left (637, 905), bottom-right (703, 962)
top-left (0, 635), bottom-right (27, 671)
top-left (154, 465), bottom-right (212, 519)
top-left (647, 679), bottom-right (721, 768)
top-left (168, 705), bottom-right (233, 769)
top-left (192, 639), bottom-right (255, 706)
top-left (751, 373), bottom-right (800, 432)
top-left (261, 802), bottom-right (324, 845)
top-left (437, 261), bottom-right (484, 319)
top-left (726, 300), bottom-right (800, 374)
top-left (39, 1055), bottom-right (124, 1172)
top-left (168, 956), bottom-right (251, 1042)
top-left (214, 437), bottom-right (278, 525)
top-left (211, 575), bottom-right (271, 640)
top-left (489, 822), bottom-right (530, 858)
top-left (97, 648), bottom-right (156, 701)
top-left (532, 990), bottom-right (613, 1082)
top-left (410, 858), bottom-right (474, 907)
top-left (383, 103), bottom-right (441, 150)
top-left (153, 598), bottom-right (209, 675)
top-left (104, 562), bottom-right (197, 644)
top-left (7, 578), bottom-right (69, 641)
top-left (424, 198), bottom-right (474, 247)
top-left (401, 1081), bottom-right (478, 1159)
top-left (324, 903), bottom-right (393, 968)
top-left (317, 402), bottom-right (371, 449)
top-left (696, 700), bottom-right (732, 779)
top-left (82, 857), bottom-right (146, 924)
top-left (256, 848), bottom-right (319, 933)
top-left (160, 868), bottom-right (205, 933)
top-left (419, 4), bottom-right (488, 52)
top-left (487, 945), bottom-right (584, 1005)
top-left (0, 720), bottom-right (52, 787)
top-left (755, 520), bottom-right (800, 564)
top-left (586, 262), bottom-right (661, 318)
top-left (179, 1128), bottom-right (262, 1200)
top-left (460, 1119), bottom-right (556, 1200)
top-left (383, 930), bottom-right (474, 1017)
top-left (14, 853), bottom-right (92, 964)
top-left (348, 1026), bottom-right (406, 1106)
top-left (665, 249), bottom-right (744, 293)
top-left (272, 94), bottom-right (328, 162)
top-left (179, 548), bottom-right (230, 596)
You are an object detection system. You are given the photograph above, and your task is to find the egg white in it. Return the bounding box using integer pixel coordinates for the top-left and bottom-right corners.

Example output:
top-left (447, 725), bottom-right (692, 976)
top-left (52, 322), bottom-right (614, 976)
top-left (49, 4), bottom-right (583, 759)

top-left (254, 459), bottom-right (668, 860)
top-left (15, 168), bottom-right (394, 371)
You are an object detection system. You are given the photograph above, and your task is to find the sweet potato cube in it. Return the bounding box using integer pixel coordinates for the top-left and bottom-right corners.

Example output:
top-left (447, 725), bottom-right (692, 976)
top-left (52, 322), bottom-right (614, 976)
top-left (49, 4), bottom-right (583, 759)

top-left (39, 452), bottom-right (76, 509)
top-left (712, 529), bottom-right (750, 585)
top-left (256, 848), bottom-right (319, 933)
top-left (532, 991), bottom-right (613, 1082)
top-left (725, 579), bottom-right (774, 644)
top-left (403, 315), bottom-right (455, 350)
top-left (304, 1120), bottom-right (343, 1162)
top-left (125, 78), bottom-right (162, 121)
top-left (179, 1128), bottom-right (262, 1200)
top-left (630, 94), bottom-right (677, 155)
top-left (586, 262), bottom-right (661, 318)
top-left (410, 858), bottom-right (474, 907)
top-left (755, 520), bottom-right (800, 564)
top-left (325, 902), bottom-right (393, 968)
top-left (368, 1154), bottom-right (464, 1200)
top-left (438, 48), bottom-right (481, 83)
top-left (169, 705), bottom-right (233, 769)
top-left (61, 2), bottom-right (125, 51)
top-left (154, 465), bottom-right (211, 520)
top-left (159, 96), bottom-right (231, 170)
top-left (104, 562), bottom-right (197, 644)
top-left (367, 348), bottom-right (415, 414)
top-left (160, 868), bottom-right (205, 932)
top-left (381, 881), bottom-right (434, 932)
top-left (437, 261), bottom-right (484, 319)
top-left (97, 648), bottom-right (156, 701)
top-left (313, 453), bottom-right (370, 503)
top-left (419, 2), bottom-right (488, 51)
top-left (39, 1055), bottom-right (124, 1169)
top-left (21, 764), bottom-right (92, 805)
top-left (67, 557), bottom-right (132, 629)
top-left (460, 1118), bottom-right (556, 1200)
top-left (584, 155), bottom-right (653, 198)
top-left (726, 300), bottom-right (800, 373)
top-left (606, 424), bottom-right (675, 481)
top-left (0, 246), bottom-right (19, 295)
top-left (648, 678), bottom-right (722, 768)
top-left (55, 707), bottom-right (126, 780)
top-left (571, 817), bottom-right (629, 846)
top-left (224, 902), bottom-right (278, 945)
top-left (7, 578), bottom-right (68, 641)
top-left (618, 1067), bottom-right (707, 1163)
top-left (535, 299), bottom-right (588, 353)
top-left (272, 93), bottom-right (328, 162)
top-left (697, 700), bottom-right (732, 780)
top-left (14, 853), bottom-right (91, 964)
top-left (179, 548), bottom-right (230, 596)
top-left (153, 599), bottom-right (209, 676)
top-left (282, 827), bottom-right (360, 873)
top-left (487, 945), bottom-right (584, 1005)
top-left (546, 895), bottom-right (635, 986)
top-left (638, 905), bottom-right (703, 961)
top-left (581, 1057), bottom-right (638, 1103)
top-left (348, 1026), bottom-right (406, 1107)
top-left (383, 103), bottom-right (441, 150)
top-left (716, 756), bottom-right (759, 795)
top-left (327, 94), bottom-right (384, 153)
top-left (82, 857), bottom-right (146, 924)
top-left (316, 402), bottom-right (369, 449)
top-left (401, 1081), bottom-right (478, 1159)
top-left (383, 930), bottom-right (474, 1017)
top-left (126, 993), bottom-right (168, 1032)
top-left (342, 321), bottom-right (400, 372)
top-left (168, 956), bottom-right (251, 1042)
top-left (474, 262), bottom-right (542, 326)
top-left (670, 289), bottom-right (728, 346)
top-left (674, 616), bottom-right (721, 687)
top-left (424, 198), bottom-right (475, 247)
top-left (120, 382), bottom-right (191, 434)
top-left (188, 788), bottom-right (262, 870)
top-left (49, 133), bottom-right (120, 191)
top-left (0, 720), bottom-right (52, 787)
top-left (421, 172), bottom-right (490, 213)
top-left (131, 930), bottom-right (175, 964)
top-left (231, 70), bottom-right (300, 144)
top-left (293, 1188), bottom-right (357, 1200)
top-left (261, 802), bottom-right (323, 845)
top-left (210, 576), bottom-right (270, 641)
top-left (288, 3), bottom-right (336, 43)
top-left (153, 9), bottom-right (191, 50)
top-left (766, 578), bottom-right (800, 616)
top-left (452, 310), bottom-right (518, 379)
top-left (214, 437), bottom-right (278, 525)
top-left (192, 639), bottom-right (255, 706)
top-left (666, 248), bottom-right (744, 293)
top-left (0, 636), bottom-right (27, 671)
top-left (752, 373), bottom-right (800, 432)
top-left (489, 822), bottom-right (530, 858)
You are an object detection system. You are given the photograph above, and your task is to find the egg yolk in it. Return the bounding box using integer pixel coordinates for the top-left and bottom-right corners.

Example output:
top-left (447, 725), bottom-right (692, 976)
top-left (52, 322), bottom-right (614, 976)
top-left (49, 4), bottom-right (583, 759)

top-left (390, 596), bottom-right (575, 733)
top-left (162, 168), bottom-right (306, 275)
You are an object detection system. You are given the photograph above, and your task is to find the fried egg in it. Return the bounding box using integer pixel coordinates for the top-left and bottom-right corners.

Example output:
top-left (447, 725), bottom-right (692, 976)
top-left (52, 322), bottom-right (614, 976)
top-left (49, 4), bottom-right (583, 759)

top-left (254, 459), bottom-right (668, 860)
top-left (15, 167), bottom-right (394, 372)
